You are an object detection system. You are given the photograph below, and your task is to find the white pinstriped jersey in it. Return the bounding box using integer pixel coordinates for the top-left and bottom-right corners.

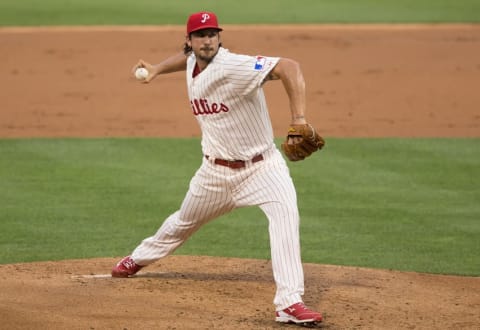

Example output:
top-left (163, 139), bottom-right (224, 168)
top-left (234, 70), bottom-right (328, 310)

top-left (186, 47), bottom-right (279, 160)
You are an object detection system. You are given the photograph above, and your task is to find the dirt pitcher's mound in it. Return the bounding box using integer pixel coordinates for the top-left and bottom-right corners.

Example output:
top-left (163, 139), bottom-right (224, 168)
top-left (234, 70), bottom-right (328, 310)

top-left (0, 256), bottom-right (479, 329)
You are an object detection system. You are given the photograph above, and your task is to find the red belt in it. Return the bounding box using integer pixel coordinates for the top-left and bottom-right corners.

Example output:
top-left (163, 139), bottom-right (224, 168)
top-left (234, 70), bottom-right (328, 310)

top-left (205, 154), bottom-right (264, 169)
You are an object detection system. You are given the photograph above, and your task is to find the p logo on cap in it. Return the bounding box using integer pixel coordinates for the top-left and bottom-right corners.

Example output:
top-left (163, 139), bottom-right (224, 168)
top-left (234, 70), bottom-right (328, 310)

top-left (187, 11), bottom-right (223, 34)
top-left (201, 13), bottom-right (210, 23)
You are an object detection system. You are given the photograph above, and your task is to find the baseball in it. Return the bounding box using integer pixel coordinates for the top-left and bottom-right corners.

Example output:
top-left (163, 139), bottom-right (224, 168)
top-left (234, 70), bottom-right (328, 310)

top-left (135, 67), bottom-right (149, 80)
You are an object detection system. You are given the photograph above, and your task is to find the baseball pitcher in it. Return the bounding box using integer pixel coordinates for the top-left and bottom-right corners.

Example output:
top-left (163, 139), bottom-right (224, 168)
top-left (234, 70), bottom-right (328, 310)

top-left (112, 11), bottom-right (325, 327)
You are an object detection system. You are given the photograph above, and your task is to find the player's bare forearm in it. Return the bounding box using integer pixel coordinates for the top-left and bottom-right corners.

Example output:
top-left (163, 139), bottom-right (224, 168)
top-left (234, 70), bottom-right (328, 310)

top-left (268, 58), bottom-right (307, 125)
top-left (133, 52), bottom-right (188, 83)
top-left (153, 52), bottom-right (188, 74)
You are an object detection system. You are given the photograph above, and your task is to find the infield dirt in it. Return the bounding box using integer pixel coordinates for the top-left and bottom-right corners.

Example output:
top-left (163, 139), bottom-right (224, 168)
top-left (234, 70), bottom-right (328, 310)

top-left (0, 25), bottom-right (479, 329)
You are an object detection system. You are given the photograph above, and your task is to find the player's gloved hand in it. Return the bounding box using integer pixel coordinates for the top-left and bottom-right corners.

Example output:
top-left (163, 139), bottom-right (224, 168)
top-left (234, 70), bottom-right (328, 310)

top-left (281, 124), bottom-right (325, 161)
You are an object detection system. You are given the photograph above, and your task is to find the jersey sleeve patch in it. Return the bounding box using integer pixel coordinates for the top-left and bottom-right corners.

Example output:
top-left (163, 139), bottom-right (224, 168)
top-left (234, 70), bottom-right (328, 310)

top-left (254, 56), bottom-right (267, 71)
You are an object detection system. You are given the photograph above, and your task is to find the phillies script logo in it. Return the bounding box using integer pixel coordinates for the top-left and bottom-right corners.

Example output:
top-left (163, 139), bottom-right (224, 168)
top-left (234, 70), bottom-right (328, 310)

top-left (190, 98), bottom-right (229, 116)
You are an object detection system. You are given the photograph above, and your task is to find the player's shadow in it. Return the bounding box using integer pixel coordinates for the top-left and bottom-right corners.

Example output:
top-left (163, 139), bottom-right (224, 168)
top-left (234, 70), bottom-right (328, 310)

top-left (132, 271), bottom-right (273, 283)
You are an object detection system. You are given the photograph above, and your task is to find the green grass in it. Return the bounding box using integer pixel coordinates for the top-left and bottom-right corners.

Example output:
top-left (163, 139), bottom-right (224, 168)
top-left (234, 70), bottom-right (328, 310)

top-left (1, 138), bottom-right (479, 276)
top-left (0, 138), bottom-right (200, 261)
top-left (1, 0), bottom-right (480, 26)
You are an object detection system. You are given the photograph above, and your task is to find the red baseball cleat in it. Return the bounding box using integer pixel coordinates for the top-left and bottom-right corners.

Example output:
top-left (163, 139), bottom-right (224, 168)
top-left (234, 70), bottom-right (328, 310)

top-left (111, 256), bottom-right (144, 278)
top-left (275, 302), bottom-right (322, 325)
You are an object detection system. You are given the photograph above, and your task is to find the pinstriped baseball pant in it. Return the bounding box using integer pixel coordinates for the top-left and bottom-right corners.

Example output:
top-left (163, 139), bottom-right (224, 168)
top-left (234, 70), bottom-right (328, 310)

top-left (131, 147), bottom-right (305, 310)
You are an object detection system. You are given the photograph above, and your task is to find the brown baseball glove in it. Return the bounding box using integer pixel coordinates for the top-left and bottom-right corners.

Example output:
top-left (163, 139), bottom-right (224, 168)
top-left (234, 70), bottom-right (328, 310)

top-left (281, 124), bottom-right (325, 161)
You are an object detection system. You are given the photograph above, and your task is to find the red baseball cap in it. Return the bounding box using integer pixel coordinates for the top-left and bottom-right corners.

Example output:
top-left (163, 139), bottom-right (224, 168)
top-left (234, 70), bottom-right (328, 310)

top-left (186, 12), bottom-right (223, 34)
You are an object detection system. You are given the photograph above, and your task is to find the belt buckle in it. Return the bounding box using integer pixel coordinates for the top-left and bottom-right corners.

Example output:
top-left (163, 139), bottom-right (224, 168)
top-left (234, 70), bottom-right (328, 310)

top-left (227, 159), bottom-right (245, 169)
